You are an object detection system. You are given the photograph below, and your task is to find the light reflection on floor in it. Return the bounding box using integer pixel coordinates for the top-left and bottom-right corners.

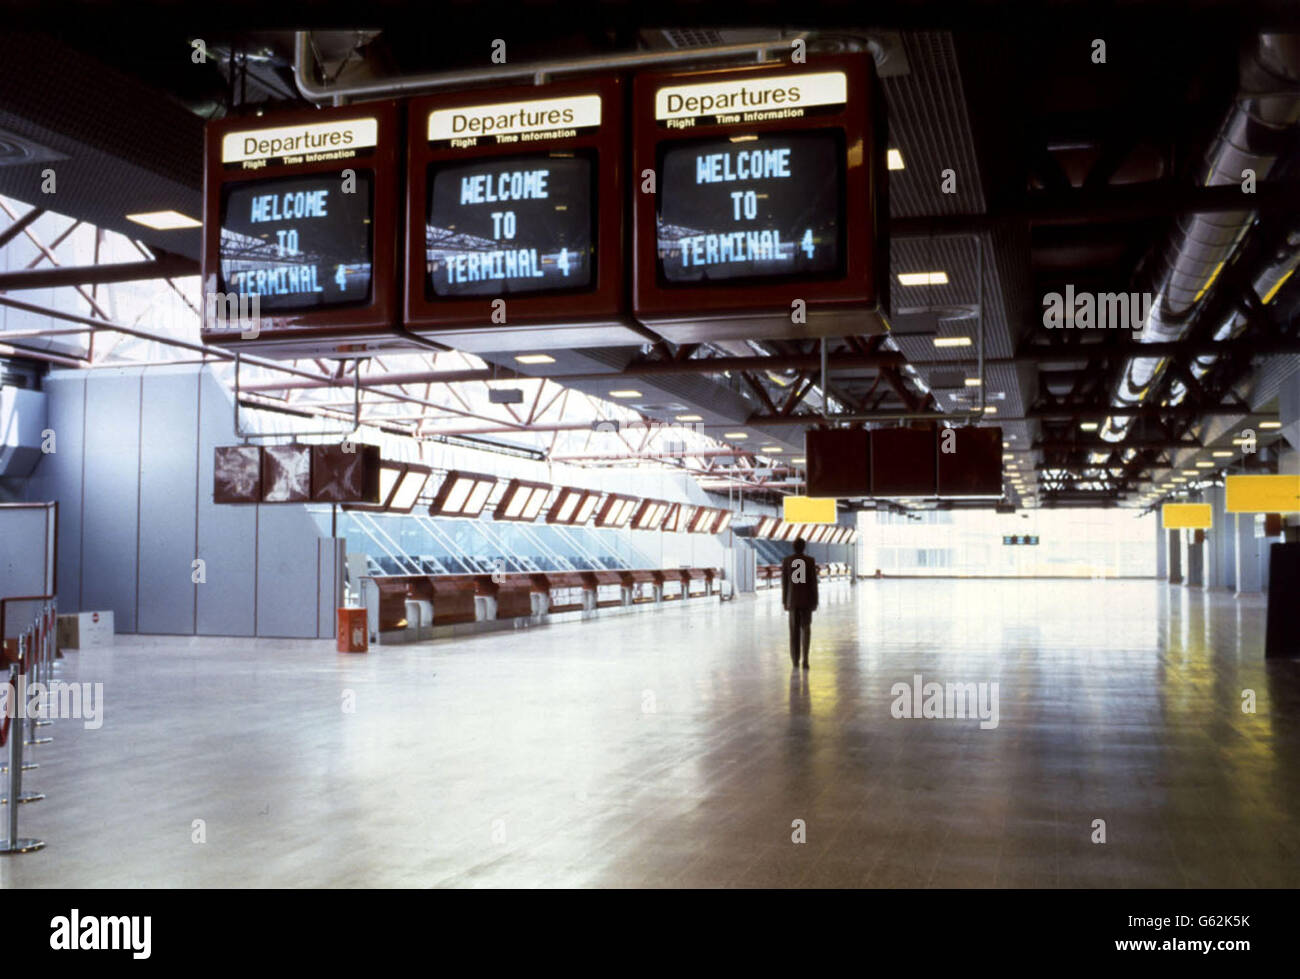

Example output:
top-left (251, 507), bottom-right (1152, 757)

top-left (2, 578), bottom-right (1296, 888)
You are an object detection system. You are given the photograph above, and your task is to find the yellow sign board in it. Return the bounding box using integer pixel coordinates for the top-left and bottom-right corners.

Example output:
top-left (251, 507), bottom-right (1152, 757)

top-left (1224, 474), bottom-right (1300, 514)
top-left (783, 496), bottom-right (838, 524)
top-left (1162, 503), bottom-right (1212, 530)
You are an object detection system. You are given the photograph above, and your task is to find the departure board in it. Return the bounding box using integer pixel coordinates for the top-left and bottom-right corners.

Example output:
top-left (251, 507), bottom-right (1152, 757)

top-left (425, 153), bottom-right (594, 297)
top-left (656, 131), bottom-right (842, 284)
top-left (218, 172), bottom-right (375, 311)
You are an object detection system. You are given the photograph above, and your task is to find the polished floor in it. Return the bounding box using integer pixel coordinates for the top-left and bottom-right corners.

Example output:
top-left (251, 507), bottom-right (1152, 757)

top-left (3, 578), bottom-right (1298, 888)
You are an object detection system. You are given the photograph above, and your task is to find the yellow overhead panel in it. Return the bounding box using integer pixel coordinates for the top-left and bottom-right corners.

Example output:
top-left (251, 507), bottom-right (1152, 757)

top-left (1162, 503), bottom-right (1212, 529)
top-left (783, 496), bottom-right (838, 524)
top-left (1225, 474), bottom-right (1300, 513)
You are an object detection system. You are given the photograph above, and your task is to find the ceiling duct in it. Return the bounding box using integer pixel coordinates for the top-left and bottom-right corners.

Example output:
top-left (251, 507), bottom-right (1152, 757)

top-left (1100, 33), bottom-right (1300, 447)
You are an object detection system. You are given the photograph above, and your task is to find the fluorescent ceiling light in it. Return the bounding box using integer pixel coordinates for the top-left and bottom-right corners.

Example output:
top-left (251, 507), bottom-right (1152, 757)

top-left (1079, 422), bottom-right (1099, 431)
top-left (898, 271), bottom-right (948, 287)
top-left (609, 390), bottom-right (642, 399)
top-left (964, 378), bottom-right (982, 387)
top-left (887, 148), bottom-right (905, 170)
top-left (1212, 451), bottom-right (1234, 458)
top-left (761, 445), bottom-right (783, 453)
top-left (514, 354), bottom-right (555, 364)
top-left (125, 210), bottom-right (201, 230)
top-left (725, 432), bottom-right (749, 440)
top-left (983, 405), bottom-right (997, 414)
top-left (932, 336), bottom-right (971, 348)
top-left (1260, 421), bottom-right (1282, 429)
top-left (791, 457), bottom-right (806, 464)
top-left (676, 414), bottom-right (703, 422)
top-left (1196, 461), bottom-right (1215, 468)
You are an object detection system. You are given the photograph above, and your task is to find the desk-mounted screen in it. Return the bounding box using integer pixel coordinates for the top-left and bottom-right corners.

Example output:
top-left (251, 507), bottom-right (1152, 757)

top-left (200, 102), bottom-right (402, 359)
top-left (657, 131), bottom-right (843, 285)
top-left (426, 152), bottom-right (594, 298)
top-left (218, 172), bottom-right (374, 312)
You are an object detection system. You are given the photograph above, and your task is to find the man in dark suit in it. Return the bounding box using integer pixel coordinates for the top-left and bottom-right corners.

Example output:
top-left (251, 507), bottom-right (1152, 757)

top-left (781, 537), bottom-right (818, 669)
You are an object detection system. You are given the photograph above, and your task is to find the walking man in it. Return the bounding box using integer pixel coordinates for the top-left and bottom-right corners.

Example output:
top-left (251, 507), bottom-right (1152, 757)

top-left (781, 537), bottom-right (819, 669)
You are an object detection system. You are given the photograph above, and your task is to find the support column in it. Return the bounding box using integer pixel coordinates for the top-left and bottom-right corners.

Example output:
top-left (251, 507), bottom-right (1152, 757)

top-left (1236, 512), bottom-right (1262, 594)
top-left (1155, 514), bottom-right (1168, 579)
top-left (1167, 529), bottom-right (1183, 584)
top-left (1185, 529), bottom-right (1204, 587)
top-left (1206, 484), bottom-right (1235, 590)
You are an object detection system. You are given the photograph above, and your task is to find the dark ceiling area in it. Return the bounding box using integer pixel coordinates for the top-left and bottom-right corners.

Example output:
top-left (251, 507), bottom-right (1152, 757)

top-left (2, 1), bottom-right (1300, 509)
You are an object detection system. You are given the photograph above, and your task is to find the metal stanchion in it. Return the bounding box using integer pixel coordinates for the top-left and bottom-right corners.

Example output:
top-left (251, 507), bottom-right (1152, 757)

top-left (24, 614), bottom-right (51, 748)
top-left (33, 607), bottom-right (53, 729)
top-left (0, 633), bottom-right (46, 853)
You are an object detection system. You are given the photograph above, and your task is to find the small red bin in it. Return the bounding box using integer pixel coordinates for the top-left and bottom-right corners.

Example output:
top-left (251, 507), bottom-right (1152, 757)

top-left (337, 607), bottom-right (368, 653)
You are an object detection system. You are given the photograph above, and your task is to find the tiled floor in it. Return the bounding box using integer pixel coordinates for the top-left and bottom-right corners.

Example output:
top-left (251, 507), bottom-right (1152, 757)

top-left (3, 578), bottom-right (1298, 888)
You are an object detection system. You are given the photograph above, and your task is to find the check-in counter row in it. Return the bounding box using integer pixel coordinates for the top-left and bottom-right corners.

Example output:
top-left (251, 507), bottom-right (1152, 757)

top-left (360, 568), bottom-right (722, 643)
top-left (756, 563), bottom-right (852, 587)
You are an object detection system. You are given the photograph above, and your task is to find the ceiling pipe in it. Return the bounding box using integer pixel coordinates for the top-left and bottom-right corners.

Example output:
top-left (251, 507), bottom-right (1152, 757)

top-left (292, 30), bottom-right (816, 104)
top-left (1100, 33), bottom-right (1300, 447)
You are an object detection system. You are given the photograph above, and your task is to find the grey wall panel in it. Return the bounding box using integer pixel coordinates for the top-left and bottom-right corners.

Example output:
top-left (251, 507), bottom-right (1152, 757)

top-left (80, 369), bottom-right (143, 632)
top-left (256, 506), bottom-right (323, 638)
top-left (195, 368), bottom-right (255, 636)
top-left (0, 505), bottom-right (54, 617)
top-left (136, 369), bottom-right (199, 634)
top-left (25, 373), bottom-right (85, 613)
top-left (317, 538), bottom-right (344, 639)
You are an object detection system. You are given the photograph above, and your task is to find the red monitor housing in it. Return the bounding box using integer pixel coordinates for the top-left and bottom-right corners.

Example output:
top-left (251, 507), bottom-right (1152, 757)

top-left (201, 102), bottom-right (404, 358)
top-left (632, 53), bottom-right (888, 343)
top-left (405, 77), bottom-right (644, 353)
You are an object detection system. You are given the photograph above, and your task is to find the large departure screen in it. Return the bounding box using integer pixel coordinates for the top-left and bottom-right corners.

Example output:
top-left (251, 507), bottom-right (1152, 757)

top-left (218, 172), bottom-right (374, 311)
top-left (426, 153), bottom-right (594, 298)
top-left (656, 130), bottom-right (843, 284)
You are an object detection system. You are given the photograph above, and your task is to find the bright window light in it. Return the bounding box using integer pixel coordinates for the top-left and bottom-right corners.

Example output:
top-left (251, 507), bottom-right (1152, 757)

top-left (465, 480), bottom-right (494, 516)
top-left (714, 511), bottom-right (733, 533)
top-left (389, 467), bottom-right (430, 513)
top-left (898, 271), bottom-right (948, 286)
top-left (125, 210), bottom-right (201, 230)
top-left (441, 477), bottom-right (473, 514)
top-left (574, 494), bottom-right (598, 524)
top-left (887, 148), bottom-right (905, 170)
top-left (522, 486), bottom-right (549, 520)
top-left (550, 489), bottom-right (580, 523)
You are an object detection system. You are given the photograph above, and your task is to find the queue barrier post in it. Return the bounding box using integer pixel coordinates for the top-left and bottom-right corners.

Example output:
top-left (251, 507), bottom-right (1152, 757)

top-left (1, 632), bottom-right (46, 854)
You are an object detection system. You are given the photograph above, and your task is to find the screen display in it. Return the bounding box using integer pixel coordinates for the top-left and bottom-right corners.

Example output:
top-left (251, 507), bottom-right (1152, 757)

top-left (426, 153), bottom-right (594, 298)
top-left (219, 172), bottom-right (374, 311)
top-left (657, 130), bottom-right (843, 284)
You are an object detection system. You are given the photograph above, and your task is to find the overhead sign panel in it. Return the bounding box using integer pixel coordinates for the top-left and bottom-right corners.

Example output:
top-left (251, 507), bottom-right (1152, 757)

top-left (783, 496), bottom-right (838, 524)
top-left (1225, 474), bottom-right (1300, 513)
top-left (428, 94), bottom-right (602, 144)
top-left (220, 117), bottom-right (379, 167)
top-left (654, 70), bottom-right (848, 127)
top-left (405, 77), bottom-right (643, 353)
top-left (633, 54), bottom-right (888, 344)
top-left (1162, 503), bottom-right (1213, 529)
